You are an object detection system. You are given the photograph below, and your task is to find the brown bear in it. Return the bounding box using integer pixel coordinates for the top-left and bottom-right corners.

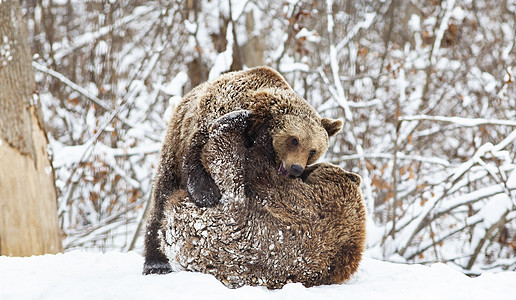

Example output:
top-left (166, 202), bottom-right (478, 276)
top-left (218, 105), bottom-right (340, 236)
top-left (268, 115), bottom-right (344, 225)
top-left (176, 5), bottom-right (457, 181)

top-left (143, 67), bottom-right (343, 274)
top-left (160, 111), bottom-right (367, 289)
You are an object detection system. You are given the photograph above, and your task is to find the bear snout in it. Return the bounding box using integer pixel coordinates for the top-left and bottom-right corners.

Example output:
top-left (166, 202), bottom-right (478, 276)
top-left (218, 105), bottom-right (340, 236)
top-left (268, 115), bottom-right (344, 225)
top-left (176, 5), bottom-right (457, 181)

top-left (290, 164), bottom-right (304, 177)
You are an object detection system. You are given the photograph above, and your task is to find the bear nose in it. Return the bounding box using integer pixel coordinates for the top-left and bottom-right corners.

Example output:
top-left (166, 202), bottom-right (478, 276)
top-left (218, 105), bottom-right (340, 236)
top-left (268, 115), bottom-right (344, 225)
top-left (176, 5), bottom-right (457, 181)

top-left (290, 164), bottom-right (304, 177)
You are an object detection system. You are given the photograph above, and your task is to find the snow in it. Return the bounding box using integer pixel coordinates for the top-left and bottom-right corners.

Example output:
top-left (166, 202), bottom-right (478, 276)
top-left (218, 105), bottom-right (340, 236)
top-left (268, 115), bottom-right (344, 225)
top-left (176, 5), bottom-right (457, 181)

top-left (208, 23), bottom-right (234, 80)
top-left (0, 35), bottom-right (13, 66)
top-left (478, 194), bottom-right (512, 228)
top-left (431, 0), bottom-right (455, 65)
top-left (1, 251), bottom-right (515, 300)
top-left (184, 19), bottom-right (197, 34)
top-left (408, 14), bottom-right (421, 31)
top-left (509, 169), bottom-right (516, 190)
top-left (229, 0), bottom-right (249, 21)
top-left (279, 62), bottom-right (309, 73)
top-left (160, 71), bottom-right (188, 96)
top-left (295, 28), bottom-right (320, 43)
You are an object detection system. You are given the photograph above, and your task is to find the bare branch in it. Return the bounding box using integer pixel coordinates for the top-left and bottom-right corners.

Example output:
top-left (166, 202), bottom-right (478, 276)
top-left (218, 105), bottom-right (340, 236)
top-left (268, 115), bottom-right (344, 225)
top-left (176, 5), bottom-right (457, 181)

top-left (400, 115), bottom-right (516, 127)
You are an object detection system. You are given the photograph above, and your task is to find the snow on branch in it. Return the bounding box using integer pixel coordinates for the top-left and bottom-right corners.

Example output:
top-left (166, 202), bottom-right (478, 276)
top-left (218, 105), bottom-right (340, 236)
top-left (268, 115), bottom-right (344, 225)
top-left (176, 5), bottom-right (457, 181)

top-left (395, 129), bottom-right (516, 256)
top-left (53, 6), bottom-right (158, 61)
top-left (33, 61), bottom-right (111, 112)
top-left (431, 0), bottom-right (456, 65)
top-left (400, 115), bottom-right (516, 127)
top-left (208, 22), bottom-right (234, 80)
top-left (54, 142), bottom-right (160, 169)
top-left (33, 61), bottom-right (161, 142)
top-left (335, 12), bottom-right (376, 54)
top-left (338, 152), bottom-right (450, 167)
top-left (325, 0), bottom-right (374, 213)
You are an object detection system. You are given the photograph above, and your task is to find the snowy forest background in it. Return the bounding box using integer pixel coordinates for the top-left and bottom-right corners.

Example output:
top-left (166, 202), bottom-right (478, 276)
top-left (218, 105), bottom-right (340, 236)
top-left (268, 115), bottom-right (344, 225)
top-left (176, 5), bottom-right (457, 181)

top-left (22, 0), bottom-right (516, 274)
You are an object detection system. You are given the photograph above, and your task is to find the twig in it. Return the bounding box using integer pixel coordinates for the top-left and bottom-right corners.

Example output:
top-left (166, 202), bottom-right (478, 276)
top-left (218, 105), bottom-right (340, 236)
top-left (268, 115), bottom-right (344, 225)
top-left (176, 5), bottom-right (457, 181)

top-left (465, 211), bottom-right (509, 270)
top-left (400, 115), bottom-right (516, 127)
top-left (127, 189), bottom-right (153, 251)
top-left (398, 131), bottom-right (516, 255)
top-left (53, 5), bottom-right (158, 61)
top-left (32, 61), bottom-right (161, 142)
top-left (64, 199), bottom-right (144, 249)
top-left (335, 152), bottom-right (450, 167)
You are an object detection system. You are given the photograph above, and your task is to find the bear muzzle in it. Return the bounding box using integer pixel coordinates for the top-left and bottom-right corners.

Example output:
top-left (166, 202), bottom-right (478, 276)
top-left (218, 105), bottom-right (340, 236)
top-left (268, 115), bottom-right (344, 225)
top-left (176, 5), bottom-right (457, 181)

top-left (290, 164), bottom-right (304, 177)
top-left (278, 162), bottom-right (304, 178)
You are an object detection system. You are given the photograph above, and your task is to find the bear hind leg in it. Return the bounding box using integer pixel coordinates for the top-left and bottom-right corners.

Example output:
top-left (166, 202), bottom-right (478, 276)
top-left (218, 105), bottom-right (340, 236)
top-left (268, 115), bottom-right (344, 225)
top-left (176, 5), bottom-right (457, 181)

top-left (143, 164), bottom-right (180, 274)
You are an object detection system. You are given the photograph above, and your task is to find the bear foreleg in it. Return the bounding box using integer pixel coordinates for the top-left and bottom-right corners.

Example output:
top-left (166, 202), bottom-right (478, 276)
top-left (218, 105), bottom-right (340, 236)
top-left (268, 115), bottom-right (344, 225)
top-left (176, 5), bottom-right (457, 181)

top-left (183, 110), bottom-right (253, 207)
top-left (183, 129), bottom-right (222, 207)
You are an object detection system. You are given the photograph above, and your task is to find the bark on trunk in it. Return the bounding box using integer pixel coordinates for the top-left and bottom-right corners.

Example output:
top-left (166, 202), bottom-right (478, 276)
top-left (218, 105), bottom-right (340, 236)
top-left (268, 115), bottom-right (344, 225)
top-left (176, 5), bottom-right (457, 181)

top-left (0, 0), bottom-right (62, 256)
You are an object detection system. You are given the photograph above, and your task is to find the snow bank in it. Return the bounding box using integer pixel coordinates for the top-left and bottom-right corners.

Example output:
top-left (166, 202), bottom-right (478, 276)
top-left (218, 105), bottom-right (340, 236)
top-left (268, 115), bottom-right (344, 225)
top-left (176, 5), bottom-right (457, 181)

top-left (1, 251), bottom-right (514, 300)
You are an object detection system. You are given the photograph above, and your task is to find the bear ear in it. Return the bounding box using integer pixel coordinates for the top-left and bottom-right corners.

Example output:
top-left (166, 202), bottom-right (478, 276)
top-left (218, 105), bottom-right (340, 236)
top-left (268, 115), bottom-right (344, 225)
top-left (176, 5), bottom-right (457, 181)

top-left (321, 118), bottom-right (343, 137)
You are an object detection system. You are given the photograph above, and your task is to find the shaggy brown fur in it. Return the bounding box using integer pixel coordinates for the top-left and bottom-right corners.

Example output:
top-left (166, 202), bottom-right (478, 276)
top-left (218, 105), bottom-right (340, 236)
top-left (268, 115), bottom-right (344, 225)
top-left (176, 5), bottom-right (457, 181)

top-left (143, 67), bottom-right (342, 274)
top-left (160, 111), bottom-right (366, 289)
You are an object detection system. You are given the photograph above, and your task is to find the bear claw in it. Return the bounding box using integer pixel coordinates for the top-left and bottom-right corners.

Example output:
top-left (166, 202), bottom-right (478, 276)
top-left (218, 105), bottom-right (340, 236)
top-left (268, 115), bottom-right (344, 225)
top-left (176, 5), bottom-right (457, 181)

top-left (142, 261), bottom-right (173, 275)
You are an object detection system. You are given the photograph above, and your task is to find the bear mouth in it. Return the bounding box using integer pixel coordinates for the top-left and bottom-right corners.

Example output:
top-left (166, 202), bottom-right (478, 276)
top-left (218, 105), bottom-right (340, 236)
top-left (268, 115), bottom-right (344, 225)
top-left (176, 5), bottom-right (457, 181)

top-left (278, 162), bottom-right (290, 177)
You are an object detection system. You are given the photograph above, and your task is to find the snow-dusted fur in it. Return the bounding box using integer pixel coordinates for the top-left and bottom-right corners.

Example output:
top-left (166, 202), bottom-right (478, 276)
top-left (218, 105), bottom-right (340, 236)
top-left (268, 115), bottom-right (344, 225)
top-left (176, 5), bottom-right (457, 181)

top-left (144, 67), bottom-right (342, 275)
top-left (160, 111), bottom-right (366, 289)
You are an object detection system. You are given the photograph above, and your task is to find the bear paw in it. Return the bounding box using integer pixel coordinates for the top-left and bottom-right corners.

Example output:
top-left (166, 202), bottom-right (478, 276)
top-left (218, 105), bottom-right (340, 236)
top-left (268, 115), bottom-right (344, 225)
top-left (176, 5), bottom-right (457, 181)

top-left (209, 110), bottom-right (252, 138)
top-left (187, 170), bottom-right (222, 207)
top-left (142, 260), bottom-right (173, 275)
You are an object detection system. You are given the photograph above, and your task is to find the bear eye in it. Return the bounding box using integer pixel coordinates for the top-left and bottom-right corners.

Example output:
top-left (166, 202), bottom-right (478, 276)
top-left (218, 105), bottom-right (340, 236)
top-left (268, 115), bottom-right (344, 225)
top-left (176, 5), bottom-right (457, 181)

top-left (309, 150), bottom-right (316, 157)
top-left (291, 137), bottom-right (299, 146)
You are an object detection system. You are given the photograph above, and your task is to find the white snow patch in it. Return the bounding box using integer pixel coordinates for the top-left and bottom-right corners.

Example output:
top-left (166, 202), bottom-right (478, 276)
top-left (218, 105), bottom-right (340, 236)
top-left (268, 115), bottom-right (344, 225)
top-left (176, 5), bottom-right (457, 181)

top-left (508, 169), bottom-right (516, 189)
top-left (279, 62), bottom-right (309, 73)
top-left (295, 28), bottom-right (320, 43)
top-left (481, 71), bottom-right (497, 93)
top-left (209, 23), bottom-right (234, 80)
top-left (230, 0), bottom-right (249, 21)
top-left (451, 6), bottom-right (465, 22)
top-left (478, 194), bottom-right (513, 228)
top-left (184, 19), bottom-right (197, 34)
top-left (45, 166), bottom-right (53, 175)
top-left (1, 35), bottom-right (13, 66)
top-left (0, 252), bottom-right (515, 299)
top-left (95, 40), bottom-right (109, 56)
top-left (163, 95), bottom-right (183, 122)
top-left (160, 71), bottom-right (188, 96)
top-left (408, 14), bottom-right (420, 31)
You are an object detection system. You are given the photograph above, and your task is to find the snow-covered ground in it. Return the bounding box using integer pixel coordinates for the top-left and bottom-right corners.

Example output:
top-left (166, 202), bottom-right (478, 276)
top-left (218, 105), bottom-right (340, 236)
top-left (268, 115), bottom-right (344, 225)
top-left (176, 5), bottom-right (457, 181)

top-left (1, 251), bottom-right (515, 300)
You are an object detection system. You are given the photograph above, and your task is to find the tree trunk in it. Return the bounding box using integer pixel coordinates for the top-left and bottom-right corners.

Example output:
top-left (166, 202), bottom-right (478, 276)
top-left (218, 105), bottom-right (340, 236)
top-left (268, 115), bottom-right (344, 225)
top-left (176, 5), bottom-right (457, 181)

top-left (0, 0), bottom-right (62, 256)
top-left (242, 10), bottom-right (264, 68)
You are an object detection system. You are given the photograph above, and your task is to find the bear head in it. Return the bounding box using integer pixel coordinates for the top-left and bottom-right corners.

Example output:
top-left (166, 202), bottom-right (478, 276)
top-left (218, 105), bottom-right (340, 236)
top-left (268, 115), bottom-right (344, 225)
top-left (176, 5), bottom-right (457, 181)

top-left (249, 89), bottom-right (343, 178)
top-left (271, 115), bottom-right (342, 177)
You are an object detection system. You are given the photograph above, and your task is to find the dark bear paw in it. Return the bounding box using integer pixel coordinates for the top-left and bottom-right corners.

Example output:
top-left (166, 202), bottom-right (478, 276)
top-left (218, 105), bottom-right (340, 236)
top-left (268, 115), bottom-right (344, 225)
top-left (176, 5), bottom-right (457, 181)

top-left (209, 110), bottom-right (252, 138)
top-left (187, 170), bottom-right (222, 207)
top-left (142, 260), bottom-right (173, 275)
